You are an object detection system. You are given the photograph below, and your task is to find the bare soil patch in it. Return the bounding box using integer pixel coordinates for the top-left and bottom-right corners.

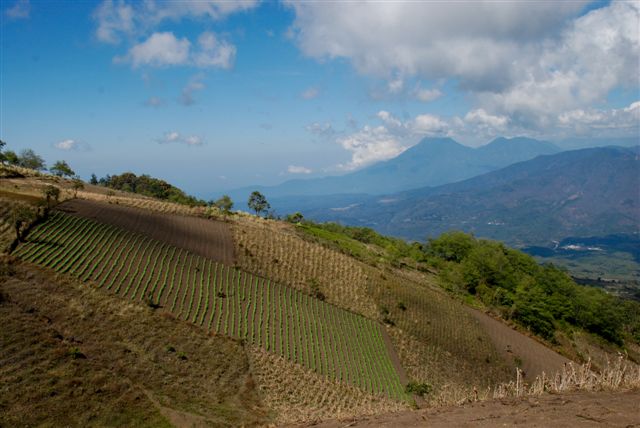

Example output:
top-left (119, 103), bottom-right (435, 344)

top-left (467, 308), bottom-right (570, 380)
top-left (57, 198), bottom-right (235, 264)
top-left (293, 390), bottom-right (640, 427)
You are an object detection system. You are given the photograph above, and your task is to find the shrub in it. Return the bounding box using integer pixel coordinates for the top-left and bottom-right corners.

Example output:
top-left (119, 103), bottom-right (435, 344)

top-left (406, 382), bottom-right (432, 397)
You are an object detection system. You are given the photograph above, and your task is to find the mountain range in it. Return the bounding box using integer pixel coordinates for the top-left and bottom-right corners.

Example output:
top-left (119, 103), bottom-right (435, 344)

top-left (227, 137), bottom-right (559, 201)
top-left (271, 145), bottom-right (640, 247)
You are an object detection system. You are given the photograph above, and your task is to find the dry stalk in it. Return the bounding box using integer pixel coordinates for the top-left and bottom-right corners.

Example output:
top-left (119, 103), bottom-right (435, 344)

top-left (430, 354), bottom-right (639, 406)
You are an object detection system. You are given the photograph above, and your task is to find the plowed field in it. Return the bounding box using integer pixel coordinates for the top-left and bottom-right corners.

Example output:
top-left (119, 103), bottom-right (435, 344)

top-left (57, 199), bottom-right (235, 264)
top-left (13, 211), bottom-right (407, 401)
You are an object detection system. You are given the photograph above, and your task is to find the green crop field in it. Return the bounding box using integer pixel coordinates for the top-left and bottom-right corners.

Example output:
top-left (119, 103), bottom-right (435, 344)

top-left (14, 211), bottom-right (407, 401)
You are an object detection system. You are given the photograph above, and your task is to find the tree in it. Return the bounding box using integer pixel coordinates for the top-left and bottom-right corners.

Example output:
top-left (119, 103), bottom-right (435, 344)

top-left (214, 195), bottom-right (234, 218)
top-left (89, 173), bottom-right (98, 185)
top-left (11, 205), bottom-right (36, 242)
top-left (18, 149), bottom-right (46, 171)
top-left (71, 177), bottom-right (84, 197)
top-left (42, 185), bottom-right (60, 208)
top-left (50, 160), bottom-right (75, 177)
top-left (0, 140), bottom-right (5, 164)
top-left (4, 150), bottom-right (19, 166)
top-left (285, 212), bottom-right (304, 223)
top-left (248, 191), bottom-right (270, 216)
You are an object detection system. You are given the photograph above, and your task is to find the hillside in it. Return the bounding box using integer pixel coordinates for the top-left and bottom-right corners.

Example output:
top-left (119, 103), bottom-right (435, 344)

top-left (227, 137), bottom-right (559, 202)
top-left (1, 170), bottom-right (638, 426)
top-left (293, 146), bottom-right (640, 247)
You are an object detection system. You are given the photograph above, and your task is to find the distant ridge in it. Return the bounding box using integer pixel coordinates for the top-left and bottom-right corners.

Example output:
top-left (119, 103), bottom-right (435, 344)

top-left (289, 145), bottom-right (640, 247)
top-left (225, 136), bottom-right (560, 202)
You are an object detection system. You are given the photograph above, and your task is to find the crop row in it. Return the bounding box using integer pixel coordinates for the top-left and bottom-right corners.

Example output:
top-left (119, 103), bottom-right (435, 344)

top-left (14, 212), bottom-right (407, 401)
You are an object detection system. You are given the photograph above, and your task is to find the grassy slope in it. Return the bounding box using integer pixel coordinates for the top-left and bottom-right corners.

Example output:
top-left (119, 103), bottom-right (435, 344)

top-left (13, 211), bottom-right (407, 401)
top-left (232, 216), bottom-right (517, 397)
top-left (2, 173), bottom-right (631, 422)
top-left (0, 259), bottom-right (267, 427)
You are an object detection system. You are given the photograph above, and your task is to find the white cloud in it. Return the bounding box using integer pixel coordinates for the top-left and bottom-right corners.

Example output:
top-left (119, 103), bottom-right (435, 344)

top-left (5, 0), bottom-right (30, 19)
top-left (285, 1), bottom-right (588, 88)
top-left (192, 32), bottom-right (236, 69)
top-left (556, 101), bottom-right (640, 136)
top-left (93, 0), bottom-right (258, 43)
top-left (377, 110), bottom-right (404, 130)
top-left (94, 1), bottom-right (252, 70)
top-left (336, 126), bottom-right (407, 171)
top-left (117, 31), bottom-right (236, 70)
top-left (413, 86), bottom-right (442, 102)
top-left (377, 110), bottom-right (447, 136)
top-left (286, 1), bottom-right (640, 139)
top-left (123, 32), bottom-right (190, 68)
top-left (387, 78), bottom-right (404, 94)
top-left (54, 139), bottom-right (85, 151)
top-left (301, 87), bottom-right (319, 99)
top-left (184, 135), bottom-right (203, 146)
top-left (163, 131), bottom-right (180, 142)
top-left (464, 109), bottom-right (509, 129)
top-left (158, 131), bottom-right (203, 146)
top-left (478, 2), bottom-right (640, 130)
top-left (94, 0), bottom-right (134, 43)
top-left (305, 122), bottom-right (334, 137)
top-left (411, 114), bottom-right (448, 135)
top-left (287, 165), bottom-right (313, 174)
top-left (180, 73), bottom-right (206, 106)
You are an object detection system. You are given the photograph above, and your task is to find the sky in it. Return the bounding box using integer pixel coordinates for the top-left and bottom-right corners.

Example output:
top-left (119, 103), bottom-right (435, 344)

top-left (1, 0), bottom-right (639, 198)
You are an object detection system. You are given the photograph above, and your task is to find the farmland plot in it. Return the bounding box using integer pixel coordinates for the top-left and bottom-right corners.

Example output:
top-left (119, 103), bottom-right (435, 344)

top-left (369, 271), bottom-right (514, 391)
top-left (233, 220), bottom-right (379, 320)
top-left (57, 199), bottom-right (234, 264)
top-left (14, 212), bottom-right (408, 401)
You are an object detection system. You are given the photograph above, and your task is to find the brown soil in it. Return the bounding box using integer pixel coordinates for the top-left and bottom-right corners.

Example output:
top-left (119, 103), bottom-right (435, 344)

top-left (291, 390), bottom-right (640, 427)
top-left (0, 258), bottom-right (268, 427)
top-left (57, 198), bottom-right (235, 264)
top-left (467, 308), bottom-right (570, 379)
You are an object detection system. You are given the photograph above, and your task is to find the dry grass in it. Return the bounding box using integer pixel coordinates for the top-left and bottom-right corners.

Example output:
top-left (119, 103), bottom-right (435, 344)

top-left (493, 355), bottom-right (640, 399)
top-left (427, 355), bottom-right (640, 407)
top-left (231, 218), bottom-right (379, 319)
top-left (373, 272), bottom-right (514, 392)
top-left (247, 346), bottom-right (408, 425)
top-left (0, 258), bottom-right (268, 427)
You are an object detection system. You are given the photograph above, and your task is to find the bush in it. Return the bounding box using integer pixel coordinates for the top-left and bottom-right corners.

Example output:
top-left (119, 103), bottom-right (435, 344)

top-left (406, 382), bottom-right (432, 396)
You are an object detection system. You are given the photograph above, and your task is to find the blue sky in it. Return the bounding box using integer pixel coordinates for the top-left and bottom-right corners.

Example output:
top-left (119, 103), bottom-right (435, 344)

top-left (1, 0), bottom-right (638, 198)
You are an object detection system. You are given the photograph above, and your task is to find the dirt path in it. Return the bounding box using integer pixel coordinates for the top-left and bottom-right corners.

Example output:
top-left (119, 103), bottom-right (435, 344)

top-left (380, 326), bottom-right (409, 386)
top-left (57, 199), bottom-right (235, 264)
top-left (467, 308), bottom-right (570, 380)
top-left (289, 390), bottom-right (640, 427)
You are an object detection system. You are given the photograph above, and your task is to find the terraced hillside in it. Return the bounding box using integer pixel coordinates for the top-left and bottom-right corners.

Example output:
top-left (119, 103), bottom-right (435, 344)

top-left (232, 217), bottom-right (521, 394)
top-left (58, 199), bottom-right (235, 264)
top-left (13, 210), bottom-right (407, 401)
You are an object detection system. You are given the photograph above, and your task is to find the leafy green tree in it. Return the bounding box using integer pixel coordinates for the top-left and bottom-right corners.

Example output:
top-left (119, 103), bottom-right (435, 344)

top-left (50, 160), bottom-right (75, 177)
top-left (71, 177), bottom-right (84, 197)
top-left (89, 173), bottom-right (98, 185)
top-left (426, 231), bottom-right (475, 263)
top-left (248, 191), bottom-right (270, 216)
top-left (214, 195), bottom-right (234, 218)
top-left (0, 140), bottom-right (5, 164)
top-left (285, 212), bottom-right (304, 223)
top-left (4, 150), bottom-right (19, 166)
top-left (11, 205), bottom-right (36, 242)
top-left (42, 185), bottom-right (60, 208)
top-left (18, 149), bottom-right (46, 171)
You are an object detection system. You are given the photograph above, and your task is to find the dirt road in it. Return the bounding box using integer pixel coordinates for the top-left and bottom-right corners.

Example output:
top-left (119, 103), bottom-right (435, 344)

top-left (291, 390), bottom-right (640, 427)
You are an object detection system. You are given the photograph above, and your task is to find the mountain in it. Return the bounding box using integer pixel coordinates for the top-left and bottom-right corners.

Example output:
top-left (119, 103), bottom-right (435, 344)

top-left (291, 146), bottom-right (640, 247)
top-left (226, 137), bottom-right (560, 203)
